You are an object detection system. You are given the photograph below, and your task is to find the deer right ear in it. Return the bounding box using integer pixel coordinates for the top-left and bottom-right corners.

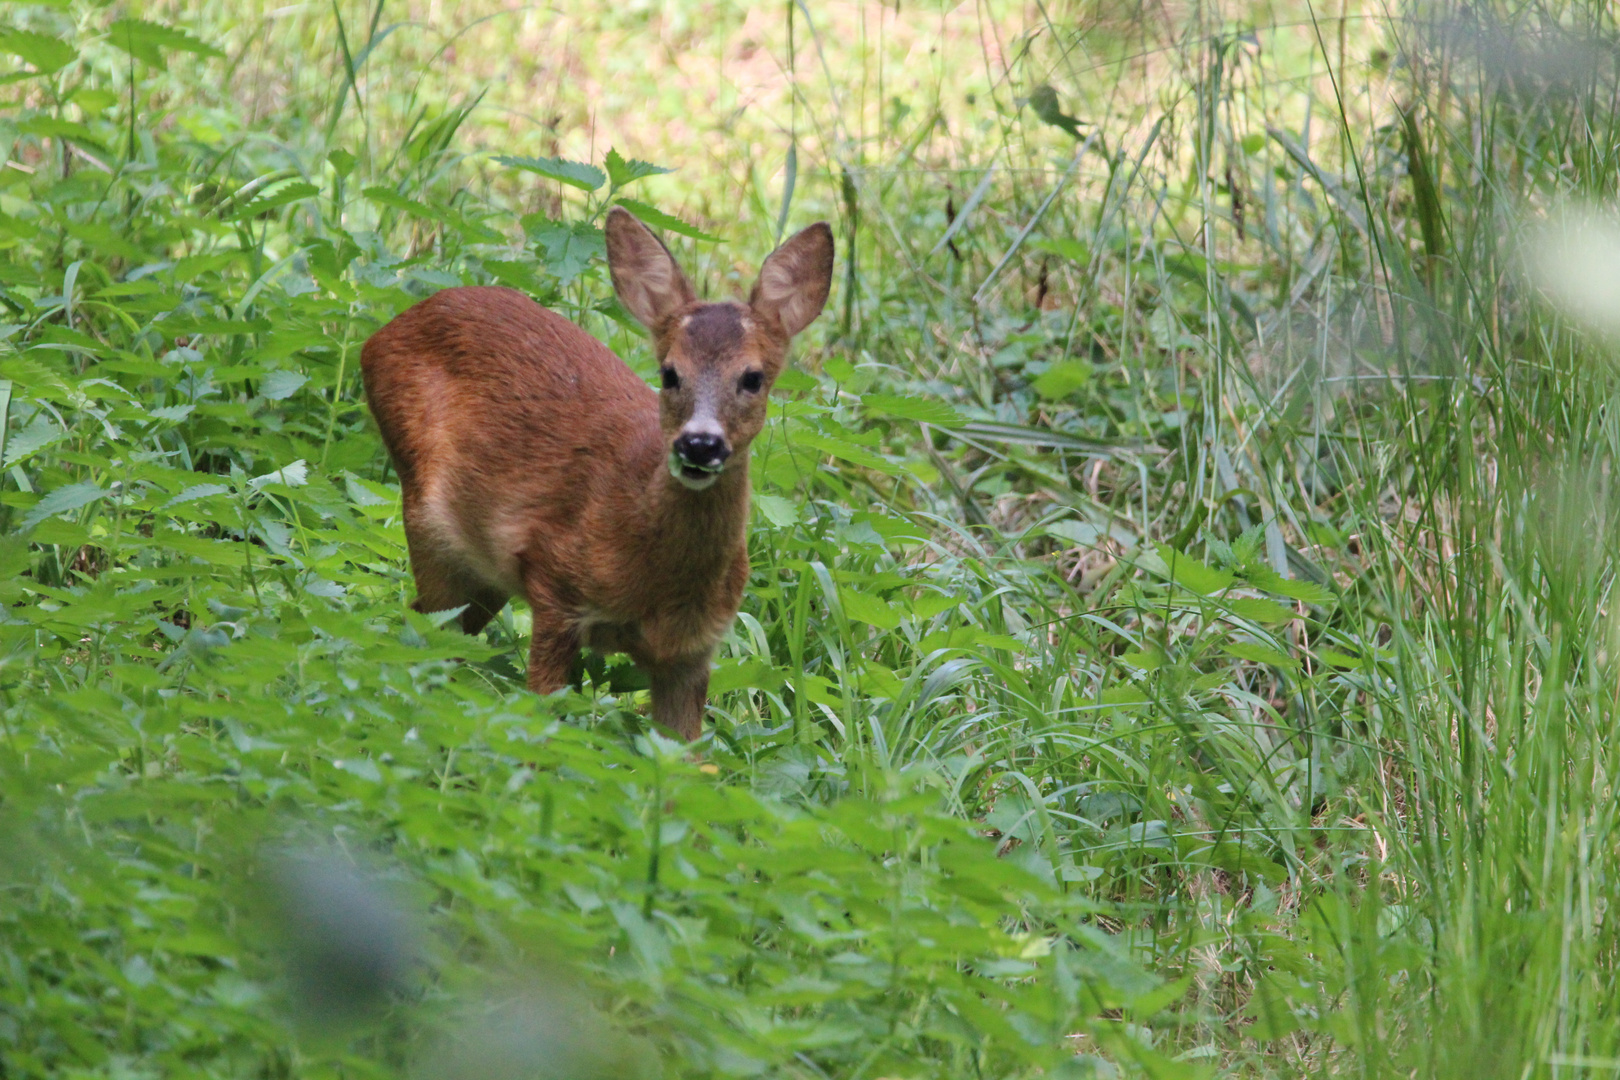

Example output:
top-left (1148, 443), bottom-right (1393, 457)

top-left (750, 221), bottom-right (835, 338)
top-left (606, 207), bottom-right (694, 329)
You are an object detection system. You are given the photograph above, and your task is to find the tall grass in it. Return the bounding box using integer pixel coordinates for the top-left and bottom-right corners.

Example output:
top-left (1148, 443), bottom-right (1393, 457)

top-left (2, 0), bottom-right (1620, 1076)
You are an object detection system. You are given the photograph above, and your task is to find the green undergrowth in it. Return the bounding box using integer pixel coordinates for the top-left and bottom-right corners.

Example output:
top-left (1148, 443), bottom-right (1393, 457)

top-left (3, 1), bottom-right (1620, 1077)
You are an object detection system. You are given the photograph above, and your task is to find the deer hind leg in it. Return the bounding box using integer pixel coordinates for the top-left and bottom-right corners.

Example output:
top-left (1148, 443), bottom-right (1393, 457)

top-left (647, 654), bottom-right (712, 741)
top-left (402, 521), bottom-right (509, 635)
top-left (410, 577), bottom-right (508, 635)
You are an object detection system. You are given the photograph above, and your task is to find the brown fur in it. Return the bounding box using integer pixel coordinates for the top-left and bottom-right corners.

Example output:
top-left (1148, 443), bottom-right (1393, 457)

top-left (360, 208), bottom-right (834, 740)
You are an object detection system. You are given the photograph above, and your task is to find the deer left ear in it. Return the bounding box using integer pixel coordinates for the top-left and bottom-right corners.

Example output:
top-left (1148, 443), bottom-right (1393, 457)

top-left (606, 206), bottom-right (695, 329)
top-left (749, 222), bottom-right (834, 338)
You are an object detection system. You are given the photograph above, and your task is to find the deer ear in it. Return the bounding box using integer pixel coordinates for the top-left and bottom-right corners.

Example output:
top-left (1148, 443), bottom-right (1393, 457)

top-left (606, 207), bottom-right (695, 328)
top-left (749, 222), bottom-right (834, 338)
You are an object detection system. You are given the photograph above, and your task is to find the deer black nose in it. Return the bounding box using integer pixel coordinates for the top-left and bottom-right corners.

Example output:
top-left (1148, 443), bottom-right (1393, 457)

top-left (674, 431), bottom-right (731, 468)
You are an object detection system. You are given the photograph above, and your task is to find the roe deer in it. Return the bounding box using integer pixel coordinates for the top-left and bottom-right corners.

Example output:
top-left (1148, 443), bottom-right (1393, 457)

top-left (360, 207), bottom-right (834, 740)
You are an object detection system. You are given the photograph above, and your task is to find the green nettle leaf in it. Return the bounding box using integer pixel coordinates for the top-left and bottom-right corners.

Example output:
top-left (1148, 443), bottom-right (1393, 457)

top-left (249, 459), bottom-right (309, 489)
top-left (613, 198), bottom-right (721, 242)
top-left (1029, 236), bottom-right (1089, 263)
top-left (1245, 974), bottom-right (1310, 1041)
top-left (840, 589), bottom-right (900, 630)
top-left (1144, 543), bottom-right (1234, 595)
top-left (4, 414), bottom-right (63, 467)
top-left (165, 483), bottom-right (230, 507)
top-left (1223, 640), bottom-right (1299, 669)
top-left (258, 369), bottom-right (307, 400)
top-left (860, 393), bottom-right (966, 427)
top-left (492, 154), bottom-right (605, 192)
top-left (1246, 561), bottom-right (1336, 605)
top-left (0, 29), bottom-right (77, 74)
top-left (229, 179), bottom-right (319, 219)
top-left (21, 481), bottom-right (104, 530)
top-left (1045, 519), bottom-right (1103, 547)
top-left (527, 218), bottom-right (605, 284)
top-left (1030, 361), bottom-right (1092, 400)
top-left (605, 148), bottom-right (673, 189)
top-left (754, 493), bottom-right (799, 527)
top-left (1225, 596), bottom-right (1297, 625)
top-left (343, 474), bottom-right (394, 506)
top-left (327, 147), bottom-right (357, 178)
top-left (333, 757), bottom-right (383, 783)
top-left (107, 18), bottom-right (224, 66)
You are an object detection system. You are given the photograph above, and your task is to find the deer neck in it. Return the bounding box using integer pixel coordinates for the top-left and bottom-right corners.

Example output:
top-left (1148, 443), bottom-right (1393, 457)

top-left (641, 453), bottom-right (751, 562)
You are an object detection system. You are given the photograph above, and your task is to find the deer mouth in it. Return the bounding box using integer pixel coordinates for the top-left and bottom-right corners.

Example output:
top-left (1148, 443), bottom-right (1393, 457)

top-left (669, 450), bottom-right (724, 490)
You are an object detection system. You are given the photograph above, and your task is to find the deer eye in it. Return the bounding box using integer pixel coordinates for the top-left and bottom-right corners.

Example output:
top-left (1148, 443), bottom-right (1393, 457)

top-left (660, 367), bottom-right (680, 390)
top-left (739, 370), bottom-right (764, 393)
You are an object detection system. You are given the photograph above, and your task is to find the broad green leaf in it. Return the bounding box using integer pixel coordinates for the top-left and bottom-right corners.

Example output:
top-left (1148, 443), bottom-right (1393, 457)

top-left (1244, 974), bottom-right (1310, 1041)
top-left (107, 18), bottom-right (224, 66)
top-left (343, 473), bottom-right (397, 507)
top-left (1045, 519), bottom-right (1103, 546)
top-left (258, 369), bottom-right (307, 400)
top-left (229, 179), bottom-right (319, 220)
top-left (1223, 640), bottom-right (1299, 669)
top-left (709, 657), bottom-right (785, 695)
top-left (860, 393), bottom-right (965, 427)
top-left (3, 414), bottom-right (61, 467)
top-left (841, 590), bottom-right (900, 630)
top-left (492, 154), bottom-right (605, 192)
top-left (1119, 647), bottom-right (1164, 671)
top-left (0, 29), bottom-right (76, 74)
top-left (154, 532), bottom-right (246, 566)
top-left (1247, 561), bottom-right (1336, 605)
top-left (333, 756), bottom-right (383, 783)
top-left (249, 459), bottom-right (309, 489)
top-left (613, 198), bottom-right (721, 242)
top-left (1145, 544), bottom-right (1233, 595)
top-left (165, 483), bottom-right (230, 507)
top-left (911, 592), bottom-right (962, 618)
top-left (605, 148), bottom-right (673, 189)
top-left (1204, 841), bottom-right (1288, 885)
top-left (1029, 236), bottom-right (1089, 263)
top-left (753, 493), bottom-right (799, 527)
top-left (526, 218), bottom-right (605, 284)
top-left (1030, 361), bottom-right (1092, 400)
top-left (1225, 596), bottom-right (1297, 624)
top-left (21, 481), bottom-right (104, 530)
